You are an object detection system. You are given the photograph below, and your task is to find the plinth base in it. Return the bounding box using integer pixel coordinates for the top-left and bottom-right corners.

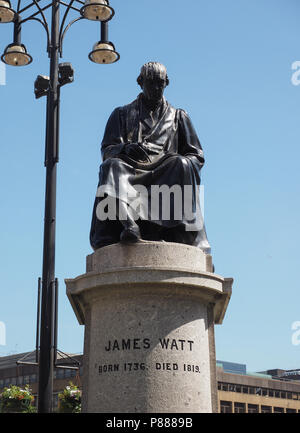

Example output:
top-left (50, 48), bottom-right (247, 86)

top-left (65, 241), bottom-right (232, 413)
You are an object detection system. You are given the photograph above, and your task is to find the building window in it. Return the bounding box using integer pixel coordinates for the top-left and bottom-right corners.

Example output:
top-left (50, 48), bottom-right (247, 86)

top-left (228, 384), bottom-right (235, 392)
top-left (268, 389), bottom-right (274, 397)
top-left (30, 374), bottom-right (37, 384)
top-left (221, 383), bottom-right (228, 392)
top-left (56, 368), bottom-right (65, 379)
top-left (220, 401), bottom-right (232, 413)
top-left (52, 393), bottom-right (59, 410)
top-left (64, 369), bottom-right (72, 378)
top-left (274, 407), bottom-right (284, 413)
top-left (24, 375), bottom-right (30, 385)
top-left (286, 408), bottom-right (296, 413)
top-left (262, 389), bottom-right (268, 396)
top-left (261, 405), bottom-right (272, 413)
top-left (248, 404), bottom-right (259, 413)
top-left (234, 402), bottom-right (246, 413)
top-left (17, 376), bottom-right (23, 386)
top-left (280, 391), bottom-right (286, 399)
top-left (4, 378), bottom-right (11, 387)
top-left (242, 386), bottom-right (248, 394)
top-left (275, 391), bottom-right (280, 398)
top-left (249, 387), bottom-right (255, 395)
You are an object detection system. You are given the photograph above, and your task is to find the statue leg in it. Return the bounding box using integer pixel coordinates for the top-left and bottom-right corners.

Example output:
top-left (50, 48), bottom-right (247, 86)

top-left (118, 199), bottom-right (141, 243)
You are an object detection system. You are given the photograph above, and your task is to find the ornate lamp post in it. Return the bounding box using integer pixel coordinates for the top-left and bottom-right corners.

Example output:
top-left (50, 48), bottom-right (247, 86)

top-left (0, 0), bottom-right (119, 413)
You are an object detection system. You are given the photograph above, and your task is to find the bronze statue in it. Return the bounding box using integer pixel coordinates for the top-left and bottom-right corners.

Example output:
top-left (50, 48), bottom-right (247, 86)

top-left (90, 62), bottom-right (210, 253)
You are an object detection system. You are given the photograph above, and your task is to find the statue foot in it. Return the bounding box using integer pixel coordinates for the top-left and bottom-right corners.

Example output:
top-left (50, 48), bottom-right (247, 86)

top-left (120, 226), bottom-right (141, 243)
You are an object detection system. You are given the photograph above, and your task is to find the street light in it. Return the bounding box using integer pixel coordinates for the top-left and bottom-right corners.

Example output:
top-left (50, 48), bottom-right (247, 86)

top-left (0, 0), bottom-right (119, 413)
top-left (0, 0), bottom-right (15, 23)
top-left (89, 20), bottom-right (119, 64)
top-left (80, 0), bottom-right (114, 21)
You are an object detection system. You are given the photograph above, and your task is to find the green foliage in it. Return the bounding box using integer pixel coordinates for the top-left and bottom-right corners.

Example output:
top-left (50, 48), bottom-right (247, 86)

top-left (0, 385), bottom-right (36, 413)
top-left (58, 382), bottom-right (81, 413)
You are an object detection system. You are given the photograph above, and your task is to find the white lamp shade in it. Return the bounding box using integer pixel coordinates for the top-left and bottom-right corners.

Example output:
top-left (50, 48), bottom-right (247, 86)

top-left (89, 42), bottom-right (119, 64)
top-left (2, 44), bottom-right (32, 66)
top-left (81, 0), bottom-right (113, 21)
top-left (0, 0), bottom-right (15, 23)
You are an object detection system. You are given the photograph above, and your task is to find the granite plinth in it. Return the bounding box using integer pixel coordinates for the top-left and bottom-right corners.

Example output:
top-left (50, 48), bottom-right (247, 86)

top-left (65, 241), bottom-right (232, 413)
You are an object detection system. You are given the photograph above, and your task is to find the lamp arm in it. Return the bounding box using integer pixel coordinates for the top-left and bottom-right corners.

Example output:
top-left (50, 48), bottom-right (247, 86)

top-left (59, 15), bottom-right (84, 57)
top-left (21, 16), bottom-right (51, 54)
top-left (18, 0), bottom-right (48, 21)
top-left (58, 0), bottom-right (76, 56)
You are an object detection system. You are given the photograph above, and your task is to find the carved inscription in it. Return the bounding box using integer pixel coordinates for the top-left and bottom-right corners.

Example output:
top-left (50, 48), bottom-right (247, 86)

top-left (97, 337), bottom-right (200, 375)
top-left (104, 338), bottom-right (194, 351)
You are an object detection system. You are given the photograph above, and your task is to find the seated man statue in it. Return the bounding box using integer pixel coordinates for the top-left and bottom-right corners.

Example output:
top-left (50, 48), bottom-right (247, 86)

top-left (90, 61), bottom-right (210, 253)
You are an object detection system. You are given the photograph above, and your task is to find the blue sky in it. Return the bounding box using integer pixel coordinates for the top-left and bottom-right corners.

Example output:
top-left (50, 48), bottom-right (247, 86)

top-left (0, 0), bottom-right (300, 373)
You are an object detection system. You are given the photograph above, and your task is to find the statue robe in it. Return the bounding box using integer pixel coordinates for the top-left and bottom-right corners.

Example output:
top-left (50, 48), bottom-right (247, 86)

top-left (90, 94), bottom-right (210, 253)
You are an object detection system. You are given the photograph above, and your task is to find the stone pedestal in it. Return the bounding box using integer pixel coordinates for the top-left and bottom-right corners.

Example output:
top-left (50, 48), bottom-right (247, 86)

top-left (65, 241), bottom-right (232, 413)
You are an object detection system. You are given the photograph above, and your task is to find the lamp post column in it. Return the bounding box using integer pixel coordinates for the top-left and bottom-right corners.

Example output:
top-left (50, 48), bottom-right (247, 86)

top-left (38, 0), bottom-right (60, 414)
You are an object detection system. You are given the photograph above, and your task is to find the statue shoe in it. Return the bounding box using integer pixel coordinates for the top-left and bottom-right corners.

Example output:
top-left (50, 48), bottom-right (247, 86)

top-left (120, 225), bottom-right (141, 243)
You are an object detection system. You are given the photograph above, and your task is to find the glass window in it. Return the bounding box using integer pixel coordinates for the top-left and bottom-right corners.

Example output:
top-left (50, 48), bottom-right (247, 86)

top-left (17, 376), bottom-right (23, 386)
top-left (269, 389), bottom-right (274, 397)
top-left (286, 408), bottom-right (296, 413)
top-left (274, 407), bottom-right (284, 413)
top-left (249, 387), bottom-right (255, 395)
top-left (220, 401), bottom-right (232, 413)
top-left (280, 391), bottom-right (286, 399)
top-left (11, 377), bottom-right (17, 385)
top-left (30, 374), bottom-right (37, 383)
top-left (56, 368), bottom-right (65, 379)
top-left (0, 379), bottom-right (4, 388)
top-left (261, 405), bottom-right (272, 413)
top-left (236, 386), bottom-right (241, 393)
top-left (262, 389), bottom-right (268, 396)
top-left (242, 386), bottom-right (248, 394)
top-left (64, 369), bottom-right (72, 378)
top-left (228, 384), bottom-right (235, 392)
top-left (248, 404), bottom-right (259, 413)
top-left (275, 391), bottom-right (280, 398)
top-left (234, 402), bottom-right (246, 413)
top-left (52, 393), bottom-right (59, 410)
top-left (24, 375), bottom-right (29, 385)
top-left (221, 383), bottom-right (228, 391)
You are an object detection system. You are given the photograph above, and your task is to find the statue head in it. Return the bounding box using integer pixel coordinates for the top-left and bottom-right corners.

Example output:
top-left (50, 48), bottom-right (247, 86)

top-left (137, 62), bottom-right (169, 104)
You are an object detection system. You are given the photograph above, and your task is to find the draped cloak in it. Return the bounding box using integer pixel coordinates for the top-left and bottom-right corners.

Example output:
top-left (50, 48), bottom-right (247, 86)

top-left (90, 94), bottom-right (210, 253)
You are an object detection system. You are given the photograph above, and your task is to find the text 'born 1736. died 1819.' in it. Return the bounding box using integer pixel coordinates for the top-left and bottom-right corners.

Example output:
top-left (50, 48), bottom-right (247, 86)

top-left (90, 61), bottom-right (211, 253)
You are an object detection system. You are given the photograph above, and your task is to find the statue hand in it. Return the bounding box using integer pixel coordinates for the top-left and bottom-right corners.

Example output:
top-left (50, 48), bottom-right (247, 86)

top-left (124, 143), bottom-right (150, 162)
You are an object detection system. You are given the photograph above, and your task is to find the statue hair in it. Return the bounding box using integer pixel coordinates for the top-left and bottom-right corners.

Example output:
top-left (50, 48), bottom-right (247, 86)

top-left (137, 62), bottom-right (169, 88)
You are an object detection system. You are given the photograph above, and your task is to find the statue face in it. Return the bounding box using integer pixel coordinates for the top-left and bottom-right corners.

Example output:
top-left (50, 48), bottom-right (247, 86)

top-left (141, 74), bottom-right (167, 103)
